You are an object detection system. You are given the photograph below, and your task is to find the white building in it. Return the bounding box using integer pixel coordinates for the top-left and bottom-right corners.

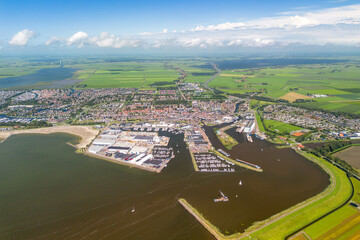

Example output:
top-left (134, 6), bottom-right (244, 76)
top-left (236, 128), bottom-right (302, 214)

top-left (92, 139), bottom-right (116, 146)
top-left (88, 145), bottom-right (104, 154)
top-left (243, 121), bottom-right (255, 133)
top-left (130, 146), bottom-right (148, 154)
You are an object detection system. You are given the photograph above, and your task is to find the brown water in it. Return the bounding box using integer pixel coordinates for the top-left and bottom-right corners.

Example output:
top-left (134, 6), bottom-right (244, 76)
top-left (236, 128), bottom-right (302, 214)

top-left (0, 127), bottom-right (329, 240)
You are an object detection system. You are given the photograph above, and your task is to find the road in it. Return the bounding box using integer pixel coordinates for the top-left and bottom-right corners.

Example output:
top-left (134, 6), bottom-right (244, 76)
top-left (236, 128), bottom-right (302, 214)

top-left (203, 63), bottom-right (222, 92)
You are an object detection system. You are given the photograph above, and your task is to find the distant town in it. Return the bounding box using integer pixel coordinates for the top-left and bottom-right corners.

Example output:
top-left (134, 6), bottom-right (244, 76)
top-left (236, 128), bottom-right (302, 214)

top-left (1, 86), bottom-right (359, 174)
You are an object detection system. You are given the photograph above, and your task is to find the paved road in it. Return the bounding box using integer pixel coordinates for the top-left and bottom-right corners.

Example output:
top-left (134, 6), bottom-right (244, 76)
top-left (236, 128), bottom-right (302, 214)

top-left (203, 63), bottom-right (222, 92)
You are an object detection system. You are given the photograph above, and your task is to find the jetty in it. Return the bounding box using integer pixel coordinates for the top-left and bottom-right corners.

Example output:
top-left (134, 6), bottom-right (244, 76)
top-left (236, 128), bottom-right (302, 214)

top-left (236, 158), bottom-right (261, 170)
top-left (217, 149), bottom-right (230, 157)
top-left (214, 190), bottom-right (229, 202)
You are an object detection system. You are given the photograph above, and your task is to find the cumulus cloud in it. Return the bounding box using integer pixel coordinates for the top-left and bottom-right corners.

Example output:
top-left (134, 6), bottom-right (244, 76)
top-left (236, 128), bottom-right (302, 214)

top-left (45, 36), bottom-right (61, 46)
top-left (66, 31), bottom-right (89, 47)
top-left (90, 32), bottom-right (141, 48)
top-left (192, 22), bottom-right (246, 31)
top-left (52, 31), bottom-right (143, 48)
top-left (192, 4), bottom-right (360, 31)
top-left (9, 29), bottom-right (35, 46)
top-left (39, 4), bottom-right (360, 50)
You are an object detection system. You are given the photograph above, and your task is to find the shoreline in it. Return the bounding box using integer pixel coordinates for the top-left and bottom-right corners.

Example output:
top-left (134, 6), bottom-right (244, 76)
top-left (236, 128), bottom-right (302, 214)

top-left (178, 150), bottom-right (352, 240)
top-left (85, 151), bottom-right (163, 173)
top-left (0, 125), bottom-right (99, 149)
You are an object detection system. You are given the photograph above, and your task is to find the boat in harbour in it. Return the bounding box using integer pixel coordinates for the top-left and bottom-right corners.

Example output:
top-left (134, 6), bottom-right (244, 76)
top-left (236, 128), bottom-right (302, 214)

top-left (214, 190), bottom-right (229, 202)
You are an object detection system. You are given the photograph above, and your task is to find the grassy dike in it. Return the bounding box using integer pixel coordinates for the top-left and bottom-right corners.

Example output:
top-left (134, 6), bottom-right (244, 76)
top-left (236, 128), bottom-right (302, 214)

top-left (300, 177), bottom-right (360, 239)
top-left (188, 148), bottom-right (200, 171)
top-left (179, 150), bottom-right (352, 240)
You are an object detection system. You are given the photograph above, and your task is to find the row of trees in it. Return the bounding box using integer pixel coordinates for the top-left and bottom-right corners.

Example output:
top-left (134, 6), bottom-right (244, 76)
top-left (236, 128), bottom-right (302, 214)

top-left (304, 141), bottom-right (357, 175)
top-left (1, 120), bottom-right (52, 128)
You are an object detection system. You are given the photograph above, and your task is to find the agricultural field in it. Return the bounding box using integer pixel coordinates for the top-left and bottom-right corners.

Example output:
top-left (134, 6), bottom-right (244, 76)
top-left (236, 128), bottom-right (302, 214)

top-left (302, 177), bottom-right (360, 240)
top-left (334, 146), bottom-right (360, 169)
top-left (280, 92), bottom-right (311, 102)
top-left (169, 60), bottom-right (216, 83)
top-left (208, 62), bottom-right (360, 113)
top-left (72, 61), bottom-right (179, 88)
top-left (262, 119), bottom-right (303, 135)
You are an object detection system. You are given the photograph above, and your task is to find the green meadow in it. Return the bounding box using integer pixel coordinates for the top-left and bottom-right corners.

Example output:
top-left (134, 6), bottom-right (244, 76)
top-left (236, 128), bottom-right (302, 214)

top-left (208, 63), bottom-right (360, 113)
top-left (303, 177), bottom-right (360, 240)
top-left (169, 60), bottom-right (216, 83)
top-left (262, 119), bottom-right (303, 135)
top-left (72, 61), bottom-right (179, 88)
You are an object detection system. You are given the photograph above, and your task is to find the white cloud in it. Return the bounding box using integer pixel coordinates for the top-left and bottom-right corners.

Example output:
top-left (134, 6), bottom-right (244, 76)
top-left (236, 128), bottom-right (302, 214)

top-left (67, 31), bottom-right (89, 47)
top-left (54, 31), bottom-right (142, 48)
top-left (90, 32), bottom-right (141, 48)
top-left (192, 4), bottom-right (360, 31)
top-left (45, 36), bottom-right (61, 46)
top-left (9, 29), bottom-right (35, 46)
top-left (39, 4), bottom-right (360, 50)
top-left (192, 22), bottom-right (246, 31)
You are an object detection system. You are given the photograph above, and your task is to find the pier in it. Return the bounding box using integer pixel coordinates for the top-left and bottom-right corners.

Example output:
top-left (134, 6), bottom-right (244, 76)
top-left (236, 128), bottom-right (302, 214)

top-left (217, 148), bottom-right (230, 157)
top-left (236, 158), bottom-right (261, 170)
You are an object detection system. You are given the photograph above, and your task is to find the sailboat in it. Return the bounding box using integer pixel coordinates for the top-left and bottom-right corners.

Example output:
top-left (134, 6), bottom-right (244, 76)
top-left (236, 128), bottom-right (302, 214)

top-left (131, 207), bottom-right (135, 213)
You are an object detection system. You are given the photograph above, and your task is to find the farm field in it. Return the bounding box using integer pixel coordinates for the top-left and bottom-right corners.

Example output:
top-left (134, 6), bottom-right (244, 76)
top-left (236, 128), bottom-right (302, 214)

top-left (280, 92), bottom-right (311, 102)
top-left (72, 61), bottom-right (179, 88)
top-left (262, 119), bottom-right (303, 135)
top-left (209, 62), bottom-right (360, 113)
top-left (302, 177), bottom-right (360, 240)
top-left (169, 60), bottom-right (216, 83)
top-left (334, 146), bottom-right (360, 169)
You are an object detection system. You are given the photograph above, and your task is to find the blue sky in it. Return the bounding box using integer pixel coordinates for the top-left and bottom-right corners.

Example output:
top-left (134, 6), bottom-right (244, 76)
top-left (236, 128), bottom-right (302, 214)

top-left (1, 0), bottom-right (360, 52)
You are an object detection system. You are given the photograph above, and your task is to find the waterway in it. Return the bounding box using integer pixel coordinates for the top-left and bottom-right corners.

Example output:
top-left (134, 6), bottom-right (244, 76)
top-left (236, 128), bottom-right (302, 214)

top-left (0, 67), bottom-right (76, 88)
top-left (0, 127), bottom-right (329, 239)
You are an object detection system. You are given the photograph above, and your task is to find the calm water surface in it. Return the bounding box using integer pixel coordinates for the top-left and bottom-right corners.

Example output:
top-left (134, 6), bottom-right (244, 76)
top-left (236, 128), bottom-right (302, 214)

top-left (0, 129), bottom-right (329, 240)
top-left (0, 67), bottom-right (76, 88)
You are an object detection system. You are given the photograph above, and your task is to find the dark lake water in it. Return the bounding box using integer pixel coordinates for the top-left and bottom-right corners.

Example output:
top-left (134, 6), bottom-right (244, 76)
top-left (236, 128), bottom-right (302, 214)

top-left (0, 129), bottom-right (329, 240)
top-left (0, 67), bottom-right (76, 88)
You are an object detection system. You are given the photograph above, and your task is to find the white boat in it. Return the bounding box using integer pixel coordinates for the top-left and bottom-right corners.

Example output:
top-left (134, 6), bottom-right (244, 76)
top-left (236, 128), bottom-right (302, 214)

top-left (131, 207), bottom-right (135, 213)
top-left (239, 180), bottom-right (242, 185)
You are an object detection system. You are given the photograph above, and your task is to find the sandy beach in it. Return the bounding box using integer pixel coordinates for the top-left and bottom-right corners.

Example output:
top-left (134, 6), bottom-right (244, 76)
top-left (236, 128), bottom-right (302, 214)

top-left (0, 125), bottom-right (99, 148)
